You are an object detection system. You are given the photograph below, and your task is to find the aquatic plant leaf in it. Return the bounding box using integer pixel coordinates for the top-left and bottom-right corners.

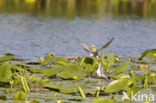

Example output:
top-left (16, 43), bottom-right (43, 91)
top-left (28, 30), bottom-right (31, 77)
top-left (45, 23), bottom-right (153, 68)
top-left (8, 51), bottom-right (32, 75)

top-left (44, 66), bottom-right (63, 77)
top-left (29, 68), bottom-right (47, 73)
top-left (115, 61), bottom-right (128, 73)
top-left (78, 86), bottom-right (86, 98)
top-left (43, 84), bottom-right (62, 91)
top-left (0, 53), bottom-right (15, 62)
top-left (138, 50), bottom-right (150, 60)
top-left (41, 56), bottom-right (69, 65)
top-left (43, 83), bottom-right (83, 94)
top-left (135, 75), bottom-right (145, 82)
top-left (43, 84), bottom-right (81, 94)
top-left (77, 57), bottom-right (94, 65)
top-left (51, 57), bottom-right (69, 65)
top-left (13, 91), bottom-right (26, 101)
top-left (41, 78), bottom-right (51, 83)
top-left (83, 64), bottom-right (95, 73)
top-left (68, 97), bottom-right (82, 101)
top-left (11, 64), bottom-right (23, 72)
top-left (60, 85), bottom-right (80, 94)
top-left (115, 74), bottom-right (130, 79)
top-left (139, 49), bottom-right (156, 60)
top-left (20, 76), bottom-right (30, 93)
top-left (106, 78), bottom-right (135, 93)
top-left (0, 62), bottom-right (12, 82)
top-left (126, 87), bottom-right (141, 99)
top-left (25, 61), bottom-right (41, 65)
top-left (58, 64), bottom-right (87, 80)
top-left (92, 98), bottom-right (114, 103)
top-left (78, 57), bottom-right (86, 65)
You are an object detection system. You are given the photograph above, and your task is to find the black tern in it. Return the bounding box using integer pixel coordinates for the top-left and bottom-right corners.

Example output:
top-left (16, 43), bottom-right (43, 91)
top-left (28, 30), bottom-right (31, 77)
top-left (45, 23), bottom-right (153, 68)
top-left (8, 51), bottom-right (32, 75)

top-left (76, 37), bottom-right (114, 79)
top-left (76, 37), bottom-right (114, 58)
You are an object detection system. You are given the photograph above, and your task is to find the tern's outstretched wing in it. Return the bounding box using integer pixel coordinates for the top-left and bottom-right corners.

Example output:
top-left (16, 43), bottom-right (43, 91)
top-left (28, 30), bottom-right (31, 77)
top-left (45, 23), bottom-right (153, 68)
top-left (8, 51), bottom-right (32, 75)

top-left (97, 37), bottom-right (114, 52)
top-left (76, 38), bottom-right (90, 53)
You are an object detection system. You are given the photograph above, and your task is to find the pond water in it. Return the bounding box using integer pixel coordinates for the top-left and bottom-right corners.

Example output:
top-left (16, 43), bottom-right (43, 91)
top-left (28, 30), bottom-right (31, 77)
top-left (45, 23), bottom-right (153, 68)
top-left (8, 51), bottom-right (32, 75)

top-left (0, 0), bottom-right (156, 59)
top-left (0, 1), bottom-right (156, 103)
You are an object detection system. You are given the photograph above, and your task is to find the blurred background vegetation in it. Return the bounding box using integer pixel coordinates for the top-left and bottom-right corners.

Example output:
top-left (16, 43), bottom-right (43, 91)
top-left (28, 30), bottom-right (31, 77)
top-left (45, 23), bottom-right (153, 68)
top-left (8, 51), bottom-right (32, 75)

top-left (0, 0), bottom-right (156, 18)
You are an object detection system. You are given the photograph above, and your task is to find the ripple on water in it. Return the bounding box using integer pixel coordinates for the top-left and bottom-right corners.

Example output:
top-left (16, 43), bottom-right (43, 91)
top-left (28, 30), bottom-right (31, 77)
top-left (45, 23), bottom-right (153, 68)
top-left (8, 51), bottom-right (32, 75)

top-left (0, 14), bottom-right (155, 59)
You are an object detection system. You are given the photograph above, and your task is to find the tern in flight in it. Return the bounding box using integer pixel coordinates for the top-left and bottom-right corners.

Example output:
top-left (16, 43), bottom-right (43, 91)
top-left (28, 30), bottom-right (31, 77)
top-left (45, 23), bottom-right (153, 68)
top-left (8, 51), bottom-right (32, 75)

top-left (76, 37), bottom-right (114, 79)
top-left (76, 37), bottom-right (114, 58)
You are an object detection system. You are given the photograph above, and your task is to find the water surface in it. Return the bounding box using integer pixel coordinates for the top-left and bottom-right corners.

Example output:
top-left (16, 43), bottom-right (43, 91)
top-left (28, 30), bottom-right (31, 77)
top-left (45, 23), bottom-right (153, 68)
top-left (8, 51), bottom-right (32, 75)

top-left (0, 0), bottom-right (156, 59)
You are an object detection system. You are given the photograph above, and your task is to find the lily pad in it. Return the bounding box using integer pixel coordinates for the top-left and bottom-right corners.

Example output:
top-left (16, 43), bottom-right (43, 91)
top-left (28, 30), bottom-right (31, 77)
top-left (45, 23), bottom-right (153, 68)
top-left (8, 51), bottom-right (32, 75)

top-left (58, 64), bottom-right (87, 80)
top-left (139, 49), bottom-right (156, 60)
top-left (13, 91), bottom-right (27, 101)
top-left (43, 84), bottom-right (62, 91)
top-left (29, 68), bottom-right (47, 73)
top-left (43, 83), bottom-right (82, 94)
top-left (126, 87), bottom-right (141, 99)
top-left (60, 85), bottom-right (80, 94)
top-left (106, 78), bottom-right (136, 93)
top-left (114, 61), bottom-right (129, 73)
top-left (44, 66), bottom-right (63, 77)
top-left (68, 97), bottom-right (82, 101)
top-left (50, 57), bottom-right (69, 65)
top-left (0, 62), bottom-right (12, 82)
top-left (115, 74), bottom-right (130, 79)
top-left (0, 53), bottom-right (15, 62)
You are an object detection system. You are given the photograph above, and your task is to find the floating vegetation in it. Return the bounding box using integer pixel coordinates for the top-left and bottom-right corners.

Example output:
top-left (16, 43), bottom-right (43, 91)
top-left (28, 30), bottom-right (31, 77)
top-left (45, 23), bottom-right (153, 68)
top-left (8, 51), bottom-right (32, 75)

top-left (0, 49), bottom-right (155, 103)
top-left (139, 49), bottom-right (156, 60)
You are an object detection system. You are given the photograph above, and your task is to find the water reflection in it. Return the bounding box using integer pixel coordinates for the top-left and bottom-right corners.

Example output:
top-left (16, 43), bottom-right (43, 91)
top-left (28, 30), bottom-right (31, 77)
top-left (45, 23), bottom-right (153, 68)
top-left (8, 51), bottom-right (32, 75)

top-left (0, 0), bottom-right (156, 18)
